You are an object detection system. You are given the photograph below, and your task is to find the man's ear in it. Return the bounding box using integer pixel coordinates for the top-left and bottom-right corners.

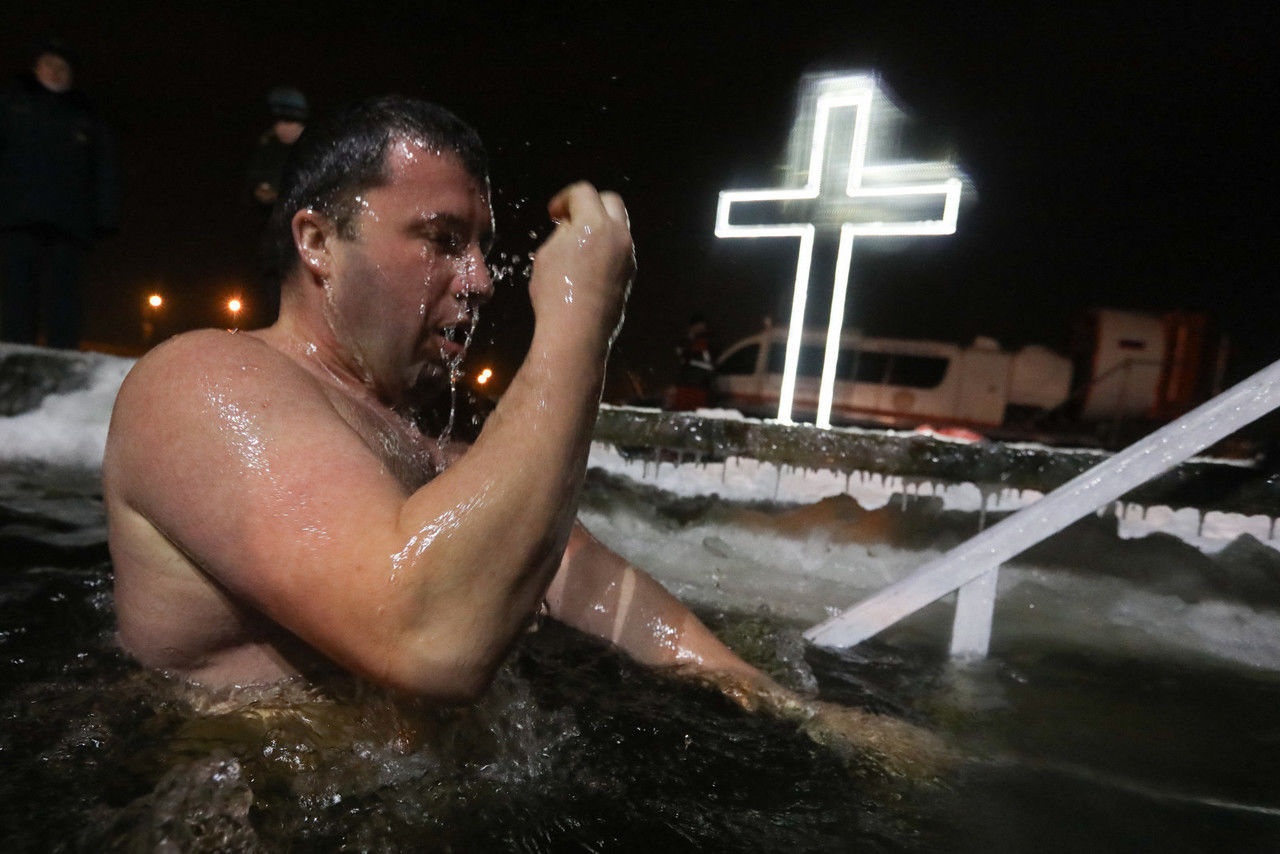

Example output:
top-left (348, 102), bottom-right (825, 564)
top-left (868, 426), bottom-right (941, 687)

top-left (292, 208), bottom-right (338, 282)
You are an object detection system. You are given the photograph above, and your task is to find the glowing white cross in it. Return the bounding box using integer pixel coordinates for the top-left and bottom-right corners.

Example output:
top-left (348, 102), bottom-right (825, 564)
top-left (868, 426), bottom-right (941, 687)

top-left (716, 74), bottom-right (963, 427)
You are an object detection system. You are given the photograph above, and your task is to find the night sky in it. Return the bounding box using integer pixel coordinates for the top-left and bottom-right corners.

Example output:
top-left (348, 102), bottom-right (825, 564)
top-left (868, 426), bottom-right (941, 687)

top-left (5, 2), bottom-right (1277, 393)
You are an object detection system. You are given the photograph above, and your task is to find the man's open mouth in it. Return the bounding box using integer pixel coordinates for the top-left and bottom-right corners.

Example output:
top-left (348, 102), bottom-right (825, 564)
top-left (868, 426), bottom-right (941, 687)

top-left (431, 319), bottom-right (476, 362)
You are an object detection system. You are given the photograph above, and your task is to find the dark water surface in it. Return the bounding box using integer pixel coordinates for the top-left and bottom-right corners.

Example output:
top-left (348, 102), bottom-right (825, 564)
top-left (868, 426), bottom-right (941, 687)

top-left (3, 465), bottom-right (1280, 852)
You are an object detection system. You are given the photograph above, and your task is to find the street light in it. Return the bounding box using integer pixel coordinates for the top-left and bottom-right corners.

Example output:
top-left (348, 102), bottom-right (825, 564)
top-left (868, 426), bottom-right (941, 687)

top-left (476, 367), bottom-right (493, 385)
top-left (227, 297), bottom-right (243, 325)
top-left (142, 292), bottom-right (164, 347)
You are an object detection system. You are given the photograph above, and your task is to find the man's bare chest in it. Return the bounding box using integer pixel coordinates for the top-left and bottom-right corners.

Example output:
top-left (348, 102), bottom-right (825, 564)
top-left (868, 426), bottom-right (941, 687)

top-left (325, 391), bottom-right (444, 491)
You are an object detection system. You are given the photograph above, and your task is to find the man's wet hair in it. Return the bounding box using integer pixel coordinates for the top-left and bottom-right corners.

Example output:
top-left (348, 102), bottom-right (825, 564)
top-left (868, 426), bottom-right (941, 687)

top-left (269, 96), bottom-right (488, 284)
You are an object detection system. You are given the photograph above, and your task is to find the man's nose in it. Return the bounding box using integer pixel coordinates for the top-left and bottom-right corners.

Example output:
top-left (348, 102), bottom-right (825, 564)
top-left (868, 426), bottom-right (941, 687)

top-left (455, 248), bottom-right (494, 306)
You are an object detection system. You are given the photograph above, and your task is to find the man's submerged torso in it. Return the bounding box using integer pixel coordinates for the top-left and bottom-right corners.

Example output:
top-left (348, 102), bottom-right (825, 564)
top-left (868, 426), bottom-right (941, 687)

top-left (105, 327), bottom-right (450, 689)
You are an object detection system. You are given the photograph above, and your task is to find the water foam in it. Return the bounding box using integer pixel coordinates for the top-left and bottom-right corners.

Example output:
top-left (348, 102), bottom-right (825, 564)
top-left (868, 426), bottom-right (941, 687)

top-left (0, 352), bottom-right (131, 469)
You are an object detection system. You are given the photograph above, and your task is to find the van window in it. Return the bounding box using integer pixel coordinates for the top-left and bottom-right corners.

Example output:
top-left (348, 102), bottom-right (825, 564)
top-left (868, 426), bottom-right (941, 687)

top-left (764, 344), bottom-right (908, 383)
top-left (718, 345), bottom-right (759, 376)
top-left (766, 343), bottom-right (827, 378)
top-left (850, 351), bottom-right (890, 383)
top-left (886, 354), bottom-right (949, 388)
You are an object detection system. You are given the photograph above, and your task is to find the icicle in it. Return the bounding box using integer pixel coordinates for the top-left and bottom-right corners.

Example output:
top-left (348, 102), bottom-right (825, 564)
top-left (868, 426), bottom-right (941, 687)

top-left (900, 475), bottom-right (922, 509)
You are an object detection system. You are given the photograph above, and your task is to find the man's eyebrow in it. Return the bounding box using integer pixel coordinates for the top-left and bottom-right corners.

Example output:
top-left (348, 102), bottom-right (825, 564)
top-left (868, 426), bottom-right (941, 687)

top-left (415, 212), bottom-right (495, 253)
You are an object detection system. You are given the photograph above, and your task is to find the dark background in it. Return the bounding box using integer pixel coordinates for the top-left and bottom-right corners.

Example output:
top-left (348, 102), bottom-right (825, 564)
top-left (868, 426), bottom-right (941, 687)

top-left (5, 2), bottom-right (1277, 395)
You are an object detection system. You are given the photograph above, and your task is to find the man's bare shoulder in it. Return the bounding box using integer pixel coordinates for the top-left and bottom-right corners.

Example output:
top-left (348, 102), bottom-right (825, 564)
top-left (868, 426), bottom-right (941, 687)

top-left (114, 328), bottom-right (314, 407)
top-left (104, 329), bottom-right (338, 498)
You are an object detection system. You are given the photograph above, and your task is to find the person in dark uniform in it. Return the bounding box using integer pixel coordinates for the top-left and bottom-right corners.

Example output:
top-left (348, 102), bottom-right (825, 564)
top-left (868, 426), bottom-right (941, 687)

top-left (243, 87), bottom-right (308, 328)
top-left (670, 311), bottom-right (717, 409)
top-left (246, 87), bottom-right (308, 211)
top-left (0, 38), bottom-right (118, 349)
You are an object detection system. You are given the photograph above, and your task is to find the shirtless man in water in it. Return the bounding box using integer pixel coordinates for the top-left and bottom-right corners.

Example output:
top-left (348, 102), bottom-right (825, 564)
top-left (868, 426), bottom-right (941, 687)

top-left (102, 98), bottom-right (944, 773)
top-left (104, 96), bottom-right (769, 699)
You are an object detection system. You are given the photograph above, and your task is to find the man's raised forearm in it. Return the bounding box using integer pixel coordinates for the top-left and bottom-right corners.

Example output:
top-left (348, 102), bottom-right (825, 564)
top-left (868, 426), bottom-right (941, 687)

top-left (380, 185), bottom-right (632, 696)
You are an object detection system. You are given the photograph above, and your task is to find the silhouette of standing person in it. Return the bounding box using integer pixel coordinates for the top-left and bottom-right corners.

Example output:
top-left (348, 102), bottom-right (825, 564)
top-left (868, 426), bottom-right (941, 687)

top-left (243, 87), bottom-right (308, 328)
top-left (0, 38), bottom-right (118, 349)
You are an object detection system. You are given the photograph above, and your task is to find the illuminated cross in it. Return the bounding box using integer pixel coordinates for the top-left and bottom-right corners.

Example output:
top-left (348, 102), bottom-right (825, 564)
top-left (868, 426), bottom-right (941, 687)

top-left (716, 74), bottom-right (963, 427)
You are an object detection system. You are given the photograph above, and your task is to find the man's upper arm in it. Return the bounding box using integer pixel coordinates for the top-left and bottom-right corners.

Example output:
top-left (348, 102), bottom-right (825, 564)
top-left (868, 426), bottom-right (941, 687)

top-left (107, 333), bottom-right (412, 679)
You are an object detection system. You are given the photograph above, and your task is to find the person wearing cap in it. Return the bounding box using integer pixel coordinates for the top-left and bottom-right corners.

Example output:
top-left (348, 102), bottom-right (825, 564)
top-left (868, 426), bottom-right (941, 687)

top-left (0, 38), bottom-right (118, 348)
top-left (244, 87), bottom-right (309, 326)
top-left (247, 87), bottom-right (309, 210)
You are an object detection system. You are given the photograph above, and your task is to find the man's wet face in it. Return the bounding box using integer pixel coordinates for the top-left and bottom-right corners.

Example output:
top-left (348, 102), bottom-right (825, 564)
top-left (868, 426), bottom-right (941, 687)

top-left (324, 140), bottom-right (494, 405)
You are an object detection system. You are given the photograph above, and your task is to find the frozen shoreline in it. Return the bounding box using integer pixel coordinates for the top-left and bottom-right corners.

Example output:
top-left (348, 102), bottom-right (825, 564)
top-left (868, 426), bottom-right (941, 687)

top-left (0, 342), bottom-right (1274, 557)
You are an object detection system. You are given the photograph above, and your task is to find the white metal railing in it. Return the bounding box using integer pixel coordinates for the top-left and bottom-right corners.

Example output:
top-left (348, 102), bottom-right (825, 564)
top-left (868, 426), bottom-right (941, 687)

top-left (804, 357), bottom-right (1280, 658)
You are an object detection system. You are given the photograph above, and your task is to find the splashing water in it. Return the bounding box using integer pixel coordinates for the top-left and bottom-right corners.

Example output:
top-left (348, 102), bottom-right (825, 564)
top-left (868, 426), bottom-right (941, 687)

top-left (488, 251), bottom-right (532, 287)
top-left (438, 312), bottom-right (481, 443)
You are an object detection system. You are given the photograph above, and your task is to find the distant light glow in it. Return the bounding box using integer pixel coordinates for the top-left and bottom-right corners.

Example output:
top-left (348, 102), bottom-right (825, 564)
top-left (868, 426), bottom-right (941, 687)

top-left (227, 298), bottom-right (242, 314)
top-left (715, 73), bottom-right (965, 427)
top-left (476, 367), bottom-right (493, 385)
top-left (147, 294), bottom-right (163, 308)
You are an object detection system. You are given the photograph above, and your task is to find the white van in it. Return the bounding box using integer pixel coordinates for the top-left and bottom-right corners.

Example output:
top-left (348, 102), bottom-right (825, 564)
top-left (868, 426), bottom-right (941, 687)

top-left (712, 327), bottom-right (1072, 429)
